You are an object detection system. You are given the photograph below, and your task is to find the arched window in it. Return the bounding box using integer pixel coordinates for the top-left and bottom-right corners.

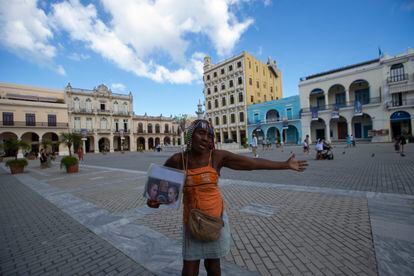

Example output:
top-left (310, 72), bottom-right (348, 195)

top-left (214, 99), bottom-right (218, 108)
top-left (155, 124), bottom-right (160, 133)
top-left (148, 123), bottom-right (153, 133)
top-left (113, 101), bottom-right (119, 113)
top-left (266, 109), bottom-right (280, 122)
top-left (85, 98), bottom-right (92, 112)
top-left (138, 123), bottom-right (143, 133)
top-left (208, 101), bottom-right (212, 110)
top-left (164, 124), bottom-right (169, 133)
top-left (390, 63), bottom-right (405, 82)
top-left (222, 115), bottom-right (227, 124)
top-left (73, 97), bottom-right (80, 111)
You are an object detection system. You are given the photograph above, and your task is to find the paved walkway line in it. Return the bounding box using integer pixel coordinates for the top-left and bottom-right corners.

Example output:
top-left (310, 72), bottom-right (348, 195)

top-left (14, 172), bottom-right (256, 276)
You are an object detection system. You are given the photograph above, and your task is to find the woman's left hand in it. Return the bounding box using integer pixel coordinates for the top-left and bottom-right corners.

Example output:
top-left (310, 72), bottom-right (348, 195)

top-left (287, 154), bottom-right (308, 172)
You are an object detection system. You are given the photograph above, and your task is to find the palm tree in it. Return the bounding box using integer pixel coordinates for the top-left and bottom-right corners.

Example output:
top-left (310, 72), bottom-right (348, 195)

top-left (41, 139), bottom-right (52, 153)
top-left (4, 139), bottom-right (30, 160)
top-left (60, 132), bottom-right (81, 156)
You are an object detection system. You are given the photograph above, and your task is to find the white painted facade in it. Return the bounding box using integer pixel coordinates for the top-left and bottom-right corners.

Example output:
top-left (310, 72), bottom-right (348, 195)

top-left (299, 49), bottom-right (414, 143)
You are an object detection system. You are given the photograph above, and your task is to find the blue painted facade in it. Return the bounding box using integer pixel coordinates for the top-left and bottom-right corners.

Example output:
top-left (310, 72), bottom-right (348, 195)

top-left (247, 95), bottom-right (302, 145)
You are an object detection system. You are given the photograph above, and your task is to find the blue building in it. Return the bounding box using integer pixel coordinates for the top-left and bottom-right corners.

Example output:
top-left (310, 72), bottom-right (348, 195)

top-left (247, 95), bottom-right (302, 145)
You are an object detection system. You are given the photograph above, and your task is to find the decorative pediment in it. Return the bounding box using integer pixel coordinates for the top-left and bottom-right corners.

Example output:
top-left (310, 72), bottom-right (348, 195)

top-left (95, 84), bottom-right (111, 96)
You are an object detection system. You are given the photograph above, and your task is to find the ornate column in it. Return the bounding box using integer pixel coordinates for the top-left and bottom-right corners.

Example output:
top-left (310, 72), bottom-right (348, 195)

top-left (94, 134), bottom-right (99, 153)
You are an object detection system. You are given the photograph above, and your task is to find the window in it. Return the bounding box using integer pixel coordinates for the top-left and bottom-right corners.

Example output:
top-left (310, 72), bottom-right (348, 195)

top-left (215, 117), bottom-right (219, 125)
top-left (86, 99), bottom-right (92, 112)
top-left (229, 65), bottom-right (233, 71)
top-left (86, 118), bottom-right (92, 129)
top-left (48, 114), bottom-right (56, 127)
top-left (249, 78), bottom-right (252, 85)
top-left (271, 96), bottom-right (274, 100)
top-left (123, 119), bottom-right (128, 131)
top-left (286, 108), bottom-right (293, 120)
top-left (208, 118), bottom-right (212, 124)
top-left (221, 68), bottom-right (225, 75)
top-left (256, 65), bottom-right (258, 72)
top-left (207, 88), bottom-right (211, 95)
top-left (238, 77), bottom-right (243, 85)
top-left (213, 72), bottom-right (217, 78)
top-left (3, 112), bottom-right (14, 125)
top-left (239, 112), bottom-right (244, 122)
top-left (222, 97), bottom-right (226, 106)
top-left (155, 124), bottom-right (160, 133)
top-left (74, 117), bottom-right (81, 129)
top-left (207, 74), bottom-right (210, 80)
top-left (100, 103), bottom-right (105, 110)
top-left (239, 93), bottom-right (244, 102)
top-left (390, 63), bottom-right (405, 82)
top-left (138, 123), bottom-right (143, 133)
top-left (335, 93), bottom-right (346, 107)
top-left (222, 115), bottom-right (227, 124)
top-left (100, 118), bottom-right (107, 129)
top-left (214, 99), bottom-right (218, 108)
top-left (165, 124), bottom-right (169, 133)
top-left (113, 101), bottom-right (119, 113)
top-left (148, 124), bottom-right (153, 133)
top-left (229, 80), bottom-right (233, 87)
top-left (230, 95), bottom-right (234, 104)
top-left (74, 97), bottom-right (80, 111)
top-left (231, 114), bottom-right (235, 123)
top-left (214, 86), bottom-right (218, 92)
top-left (270, 86), bottom-right (273, 93)
top-left (208, 101), bottom-right (212, 110)
top-left (26, 113), bottom-right (35, 126)
top-left (114, 119), bottom-right (119, 132)
top-left (237, 61), bottom-right (242, 68)
top-left (251, 95), bottom-right (254, 102)
top-left (221, 84), bottom-right (226, 90)
top-left (248, 60), bottom-right (251, 68)
top-left (256, 81), bottom-right (259, 89)
top-left (355, 89), bottom-right (370, 105)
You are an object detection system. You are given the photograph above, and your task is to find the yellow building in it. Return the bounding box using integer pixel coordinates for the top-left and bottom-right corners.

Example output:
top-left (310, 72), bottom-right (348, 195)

top-left (0, 82), bottom-right (69, 156)
top-left (203, 51), bottom-right (282, 146)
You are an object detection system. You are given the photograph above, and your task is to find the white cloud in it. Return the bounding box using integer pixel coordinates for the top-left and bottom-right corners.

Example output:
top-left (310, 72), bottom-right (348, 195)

top-left (0, 0), bottom-right (64, 74)
top-left (111, 83), bottom-right (126, 92)
top-left (68, 52), bottom-right (90, 61)
top-left (1, 0), bottom-right (255, 84)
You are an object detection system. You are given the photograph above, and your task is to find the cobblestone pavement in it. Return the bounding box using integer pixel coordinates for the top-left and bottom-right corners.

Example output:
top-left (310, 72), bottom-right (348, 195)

top-left (1, 143), bottom-right (413, 275)
top-left (0, 169), bottom-right (153, 276)
top-left (75, 143), bottom-right (414, 195)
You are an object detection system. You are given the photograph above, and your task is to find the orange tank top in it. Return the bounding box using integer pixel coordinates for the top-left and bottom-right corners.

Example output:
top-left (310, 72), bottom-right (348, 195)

top-left (182, 151), bottom-right (224, 224)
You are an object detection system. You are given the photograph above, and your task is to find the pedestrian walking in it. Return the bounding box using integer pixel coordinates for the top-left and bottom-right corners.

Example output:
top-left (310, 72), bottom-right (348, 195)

top-left (77, 146), bottom-right (84, 161)
top-left (399, 133), bottom-right (407, 156)
top-left (251, 134), bottom-right (258, 158)
top-left (147, 119), bottom-right (307, 276)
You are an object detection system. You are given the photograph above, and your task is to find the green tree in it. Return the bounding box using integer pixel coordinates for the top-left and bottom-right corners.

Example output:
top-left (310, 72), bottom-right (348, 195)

top-left (60, 132), bottom-right (81, 156)
top-left (4, 139), bottom-right (30, 160)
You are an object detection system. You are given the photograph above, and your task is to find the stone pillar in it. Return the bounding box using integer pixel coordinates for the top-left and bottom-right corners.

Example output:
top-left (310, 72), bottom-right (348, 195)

top-left (345, 89), bottom-right (350, 104)
top-left (94, 135), bottom-right (99, 153)
top-left (220, 128), bottom-right (224, 143)
top-left (130, 135), bottom-right (135, 151)
top-left (325, 122), bottom-right (331, 142)
top-left (145, 137), bottom-right (149, 151)
top-left (110, 135), bottom-right (114, 153)
top-left (347, 120), bottom-right (353, 137)
top-left (324, 93), bottom-right (329, 108)
top-left (302, 120), bottom-right (312, 144)
top-left (236, 127), bottom-right (241, 145)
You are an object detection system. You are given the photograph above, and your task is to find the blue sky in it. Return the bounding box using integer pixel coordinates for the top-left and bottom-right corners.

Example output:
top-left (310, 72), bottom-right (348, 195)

top-left (1, 0), bottom-right (413, 116)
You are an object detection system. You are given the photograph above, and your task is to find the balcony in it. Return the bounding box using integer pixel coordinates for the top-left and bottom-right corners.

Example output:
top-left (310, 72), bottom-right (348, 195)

top-left (301, 97), bottom-right (382, 113)
top-left (247, 115), bottom-right (301, 126)
top-left (0, 121), bottom-right (68, 128)
top-left (97, 109), bottom-right (112, 115)
top-left (113, 111), bottom-right (132, 116)
top-left (70, 107), bottom-right (94, 114)
top-left (114, 129), bottom-right (131, 135)
top-left (387, 73), bottom-right (408, 84)
top-left (387, 98), bottom-right (414, 109)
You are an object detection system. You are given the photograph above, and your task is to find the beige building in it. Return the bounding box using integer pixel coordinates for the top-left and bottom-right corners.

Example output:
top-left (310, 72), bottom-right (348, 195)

top-left (299, 49), bottom-right (414, 143)
top-left (65, 83), bottom-right (180, 152)
top-left (0, 82), bottom-right (69, 156)
top-left (203, 51), bottom-right (282, 146)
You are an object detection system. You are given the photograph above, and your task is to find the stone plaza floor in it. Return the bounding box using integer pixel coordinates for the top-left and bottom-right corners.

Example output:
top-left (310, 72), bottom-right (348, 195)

top-left (1, 143), bottom-right (413, 275)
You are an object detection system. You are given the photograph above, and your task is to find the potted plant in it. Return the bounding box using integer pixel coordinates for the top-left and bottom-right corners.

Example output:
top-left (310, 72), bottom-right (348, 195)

top-left (60, 155), bottom-right (79, 173)
top-left (59, 132), bottom-right (81, 173)
top-left (3, 139), bottom-right (30, 174)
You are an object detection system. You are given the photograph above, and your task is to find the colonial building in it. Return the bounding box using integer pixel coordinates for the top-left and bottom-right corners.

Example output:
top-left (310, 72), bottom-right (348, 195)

top-left (247, 95), bottom-right (302, 145)
top-left (134, 114), bottom-right (179, 150)
top-left (299, 49), bottom-right (414, 143)
top-left (65, 83), bottom-right (180, 152)
top-left (0, 82), bottom-right (69, 156)
top-left (203, 51), bottom-right (282, 146)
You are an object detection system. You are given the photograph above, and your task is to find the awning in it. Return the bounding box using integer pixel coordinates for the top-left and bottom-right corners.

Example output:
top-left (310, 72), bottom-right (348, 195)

top-left (389, 82), bottom-right (414, 94)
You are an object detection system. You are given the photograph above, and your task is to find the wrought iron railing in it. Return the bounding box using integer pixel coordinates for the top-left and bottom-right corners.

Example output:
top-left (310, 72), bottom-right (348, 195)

top-left (0, 121), bottom-right (68, 128)
top-left (301, 97), bottom-right (382, 113)
top-left (387, 73), bottom-right (408, 84)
